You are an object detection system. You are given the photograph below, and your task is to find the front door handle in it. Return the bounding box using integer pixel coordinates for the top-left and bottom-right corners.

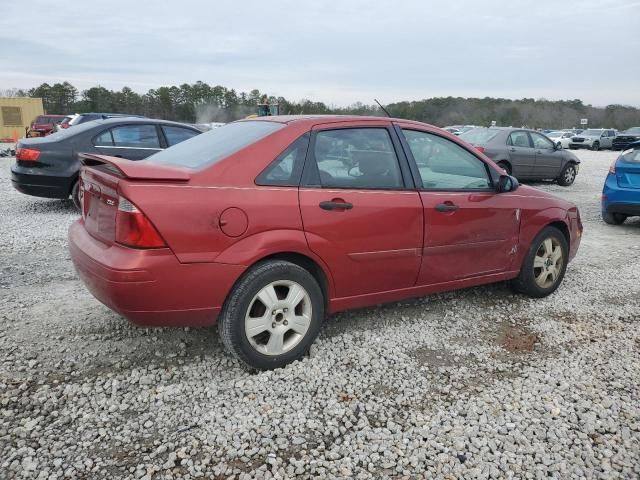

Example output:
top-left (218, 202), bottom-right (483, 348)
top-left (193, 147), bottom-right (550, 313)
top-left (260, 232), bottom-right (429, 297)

top-left (509, 148), bottom-right (517, 152)
top-left (319, 200), bottom-right (353, 211)
top-left (435, 203), bottom-right (459, 212)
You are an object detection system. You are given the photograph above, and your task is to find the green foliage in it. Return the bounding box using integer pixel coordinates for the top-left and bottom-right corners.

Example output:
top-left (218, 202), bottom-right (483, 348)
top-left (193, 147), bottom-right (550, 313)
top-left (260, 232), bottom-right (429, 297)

top-left (22, 81), bottom-right (640, 129)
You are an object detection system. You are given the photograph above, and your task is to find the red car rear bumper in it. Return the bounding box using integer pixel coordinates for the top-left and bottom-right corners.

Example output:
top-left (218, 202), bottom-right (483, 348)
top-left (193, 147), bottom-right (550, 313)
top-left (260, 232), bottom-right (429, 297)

top-left (68, 220), bottom-right (245, 327)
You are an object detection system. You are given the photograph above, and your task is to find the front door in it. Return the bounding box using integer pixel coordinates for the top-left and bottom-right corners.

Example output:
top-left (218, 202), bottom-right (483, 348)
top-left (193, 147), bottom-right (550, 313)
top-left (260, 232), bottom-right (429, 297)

top-left (397, 125), bottom-right (520, 285)
top-left (506, 130), bottom-right (536, 178)
top-left (299, 124), bottom-right (423, 298)
top-left (531, 131), bottom-right (564, 179)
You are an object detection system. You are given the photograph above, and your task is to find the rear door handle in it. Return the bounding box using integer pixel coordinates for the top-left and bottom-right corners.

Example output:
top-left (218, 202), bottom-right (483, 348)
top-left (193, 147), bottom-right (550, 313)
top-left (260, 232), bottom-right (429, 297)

top-left (509, 148), bottom-right (517, 152)
top-left (319, 200), bottom-right (353, 211)
top-left (435, 203), bottom-right (459, 212)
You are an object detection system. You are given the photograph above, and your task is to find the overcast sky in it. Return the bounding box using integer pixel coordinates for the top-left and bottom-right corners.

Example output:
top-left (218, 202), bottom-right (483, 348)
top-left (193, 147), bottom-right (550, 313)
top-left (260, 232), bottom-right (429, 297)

top-left (1, 0), bottom-right (639, 106)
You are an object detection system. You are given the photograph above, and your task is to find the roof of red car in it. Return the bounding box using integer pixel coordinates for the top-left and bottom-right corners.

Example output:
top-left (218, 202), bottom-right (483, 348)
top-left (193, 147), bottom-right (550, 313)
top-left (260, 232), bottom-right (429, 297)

top-left (240, 115), bottom-right (432, 128)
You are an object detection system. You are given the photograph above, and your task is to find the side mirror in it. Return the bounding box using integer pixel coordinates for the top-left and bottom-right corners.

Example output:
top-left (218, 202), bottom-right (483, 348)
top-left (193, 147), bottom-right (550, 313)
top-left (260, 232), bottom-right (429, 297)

top-left (497, 174), bottom-right (519, 193)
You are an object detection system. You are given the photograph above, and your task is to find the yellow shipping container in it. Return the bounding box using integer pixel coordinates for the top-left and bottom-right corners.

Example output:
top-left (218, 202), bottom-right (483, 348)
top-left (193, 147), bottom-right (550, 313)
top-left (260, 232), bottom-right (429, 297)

top-left (0, 97), bottom-right (44, 141)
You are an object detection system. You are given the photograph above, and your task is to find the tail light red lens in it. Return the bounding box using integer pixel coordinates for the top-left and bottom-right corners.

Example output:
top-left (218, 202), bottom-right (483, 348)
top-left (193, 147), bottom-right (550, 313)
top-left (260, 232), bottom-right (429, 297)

top-left (115, 196), bottom-right (167, 248)
top-left (16, 147), bottom-right (41, 161)
top-left (116, 197), bottom-right (167, 248)
top-left (474, 146), bottom-right (486, 154)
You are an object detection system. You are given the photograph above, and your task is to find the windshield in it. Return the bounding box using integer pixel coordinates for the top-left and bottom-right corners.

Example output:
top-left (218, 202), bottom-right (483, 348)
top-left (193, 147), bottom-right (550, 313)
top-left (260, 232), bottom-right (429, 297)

top-left (459, 128), bottom-right (500, 144)
top-left (146, 121), bottom-right (285, 169)
top-left (621, 127), bottom-right (640, 135)
top-left (547, 131), bottom-right (565, 137)
top-left (581, 129), bottom-right (604, 136)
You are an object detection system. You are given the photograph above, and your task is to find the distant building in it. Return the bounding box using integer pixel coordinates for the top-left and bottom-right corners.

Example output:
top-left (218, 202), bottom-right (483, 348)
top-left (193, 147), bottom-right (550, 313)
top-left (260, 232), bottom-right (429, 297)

top-left (0, 97), bottom-right (44, 141)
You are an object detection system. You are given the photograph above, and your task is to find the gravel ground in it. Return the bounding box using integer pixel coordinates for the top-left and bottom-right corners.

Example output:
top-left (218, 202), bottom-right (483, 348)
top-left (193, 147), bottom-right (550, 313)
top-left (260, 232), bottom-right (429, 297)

top-left (1, 150), bottom-right (638, 479)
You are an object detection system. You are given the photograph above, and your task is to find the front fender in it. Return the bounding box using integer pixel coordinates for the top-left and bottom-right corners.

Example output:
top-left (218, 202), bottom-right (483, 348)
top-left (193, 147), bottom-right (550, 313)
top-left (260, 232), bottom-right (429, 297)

top-left (515, 207), bottom-right (571, 266)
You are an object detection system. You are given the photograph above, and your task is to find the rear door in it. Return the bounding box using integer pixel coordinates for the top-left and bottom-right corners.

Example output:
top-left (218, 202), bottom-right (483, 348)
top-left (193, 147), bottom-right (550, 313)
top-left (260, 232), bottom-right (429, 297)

top-left (506, 130), bottom-right (536, 177)
top-left (531, 131), bottom-right (564, 179)
top-left (299, 122), bottom-right (423, 298)
top-left (93, 124), bottom-right (162, 160)
top-left (396, 125), bottom-right (520, 285)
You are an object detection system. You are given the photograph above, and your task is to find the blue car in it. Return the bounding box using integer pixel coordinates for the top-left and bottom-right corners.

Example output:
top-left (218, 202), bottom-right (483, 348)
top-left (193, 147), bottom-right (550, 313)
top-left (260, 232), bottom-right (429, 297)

top-left (602, 141), bottom-right (640, 225)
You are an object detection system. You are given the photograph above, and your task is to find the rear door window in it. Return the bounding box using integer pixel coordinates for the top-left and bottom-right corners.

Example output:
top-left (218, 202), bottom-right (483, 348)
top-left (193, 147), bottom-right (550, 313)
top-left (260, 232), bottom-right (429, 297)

top-left (94, 130), bottom-right (114, 146)
top-left (111, 125), bottom-right (160, 148)
top-left (162, 126), bottom-right (200, 146)
top-left (311, 128), bottom-right (404, 189)
top-left (507, 131), bottom-right (533, 148)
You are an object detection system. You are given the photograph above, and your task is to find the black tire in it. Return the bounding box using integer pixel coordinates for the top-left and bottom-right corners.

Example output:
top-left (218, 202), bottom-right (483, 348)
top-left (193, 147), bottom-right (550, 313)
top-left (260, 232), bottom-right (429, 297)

top-left (511, 226), bottom-right (569, 298)
top-left (218, 260), bottom-right (324, 370)
top-left (71, 180), bottom-right (81, 211)
top-left (497, 161), bottom-right (512, 175)
top-left (602, 212), bottom-right (626, 225)
top-left (591, 141), bottom-right (600, 151)
top-left (557, 163), bottom-right (577, 186)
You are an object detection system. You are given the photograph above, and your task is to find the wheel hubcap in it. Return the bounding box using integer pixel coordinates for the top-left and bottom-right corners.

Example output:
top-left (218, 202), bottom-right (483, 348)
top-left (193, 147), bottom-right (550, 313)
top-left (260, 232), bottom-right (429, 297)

top-left (533, 238), bottom-right (563, 289)
top-left (564, 168), bottom-right (575, 183)
top-left (245, 280), bottom-right (312, 356)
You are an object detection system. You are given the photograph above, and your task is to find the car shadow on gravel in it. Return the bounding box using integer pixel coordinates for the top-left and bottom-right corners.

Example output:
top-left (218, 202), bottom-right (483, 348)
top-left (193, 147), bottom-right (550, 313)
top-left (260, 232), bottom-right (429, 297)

top-left (20, 198), bottom-right (77, 214)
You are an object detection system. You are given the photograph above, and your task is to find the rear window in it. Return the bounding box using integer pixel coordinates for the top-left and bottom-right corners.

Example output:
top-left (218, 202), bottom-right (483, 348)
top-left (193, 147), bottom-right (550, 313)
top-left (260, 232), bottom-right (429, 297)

top-left (459, 128), bottom-right (500, 144)
top-left (621, 149), bottom-right (640, 163)
top-left (147, 121), bottom-right (285, 169)
top-left (34, 116), bottom-right (49, 124)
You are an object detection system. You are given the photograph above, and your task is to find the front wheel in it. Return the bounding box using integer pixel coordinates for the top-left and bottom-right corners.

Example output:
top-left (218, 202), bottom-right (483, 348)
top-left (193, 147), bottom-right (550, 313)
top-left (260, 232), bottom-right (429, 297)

top-left (602, 212), bottom-right (626, 225)
top-left (557, 163), bottom-right (577, 186)
top-left (218, 260), bottom-right (324, 370)
top-left (591, 141), bottom-right (600, 151)
top-left (512, 226), bottom-right (568, 298)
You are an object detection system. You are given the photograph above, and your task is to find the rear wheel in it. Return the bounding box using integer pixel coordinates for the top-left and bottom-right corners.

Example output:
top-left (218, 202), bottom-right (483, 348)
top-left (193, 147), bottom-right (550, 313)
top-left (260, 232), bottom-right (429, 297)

top-left (512, 226), bottom-right (568, 298)
top-left (497, 161), bottom-right (512, 175)
top-left (218, 260), bottom-right (324, 370)
top-left (591, 141), bottom-right (600, 151)
top-left (557, 163), bottom-right (577, 186)
top-left (602, 212), bottom-right (627, 225)
top-left (71, 180), bottom-right (81, 211)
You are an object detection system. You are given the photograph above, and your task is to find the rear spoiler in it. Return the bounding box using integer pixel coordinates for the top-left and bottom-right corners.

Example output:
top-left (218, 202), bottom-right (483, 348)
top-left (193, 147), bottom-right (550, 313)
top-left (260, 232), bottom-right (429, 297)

top-left (79, 153), bottom-right (190, 181)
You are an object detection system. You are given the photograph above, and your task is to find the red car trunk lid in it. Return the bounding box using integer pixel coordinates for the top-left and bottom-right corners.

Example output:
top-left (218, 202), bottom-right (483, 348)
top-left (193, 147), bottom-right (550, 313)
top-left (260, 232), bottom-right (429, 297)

top-left (79, 154), bottom-right (190, 245)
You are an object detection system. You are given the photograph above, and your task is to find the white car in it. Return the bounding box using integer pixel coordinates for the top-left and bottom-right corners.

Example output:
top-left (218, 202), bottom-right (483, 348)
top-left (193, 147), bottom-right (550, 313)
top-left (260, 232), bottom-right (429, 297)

top-left (546, 130), bottom-right (574, 149)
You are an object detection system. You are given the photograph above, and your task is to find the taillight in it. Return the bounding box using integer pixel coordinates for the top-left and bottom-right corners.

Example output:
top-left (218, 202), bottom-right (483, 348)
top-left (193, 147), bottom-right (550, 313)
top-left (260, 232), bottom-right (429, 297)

top-left (16, 147), bottom-right (40, 161)
top-left (609, 161), bottom-right (616, 175)
top-left (115, 196), bottom-right (166, 248)
top-left (79, 179), bottom-right (88, 220)
top-left (474, 146), bottom-right (486, 154)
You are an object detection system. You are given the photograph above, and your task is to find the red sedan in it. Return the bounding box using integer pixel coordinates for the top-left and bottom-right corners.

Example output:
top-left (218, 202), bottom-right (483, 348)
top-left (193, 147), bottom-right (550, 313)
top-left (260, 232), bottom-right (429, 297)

top-left (68, 116), bottom-right (582, 369)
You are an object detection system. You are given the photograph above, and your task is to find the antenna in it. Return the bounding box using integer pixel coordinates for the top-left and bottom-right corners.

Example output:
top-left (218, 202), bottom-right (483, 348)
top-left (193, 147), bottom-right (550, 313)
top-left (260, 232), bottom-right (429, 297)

top-left (374, 99), bottom-right (391, 117)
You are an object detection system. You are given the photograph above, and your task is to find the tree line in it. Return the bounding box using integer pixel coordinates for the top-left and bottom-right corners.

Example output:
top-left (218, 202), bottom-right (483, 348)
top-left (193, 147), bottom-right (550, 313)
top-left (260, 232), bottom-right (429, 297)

top-left (2, 81), bottom-right (639, 129)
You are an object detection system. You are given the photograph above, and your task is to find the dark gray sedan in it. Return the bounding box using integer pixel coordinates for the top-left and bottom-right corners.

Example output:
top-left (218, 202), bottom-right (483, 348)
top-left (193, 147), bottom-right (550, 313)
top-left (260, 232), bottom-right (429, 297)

top-left (11, 117), bottom-right (202, 208)
top-left (459, 127), bottom-right (581, 186)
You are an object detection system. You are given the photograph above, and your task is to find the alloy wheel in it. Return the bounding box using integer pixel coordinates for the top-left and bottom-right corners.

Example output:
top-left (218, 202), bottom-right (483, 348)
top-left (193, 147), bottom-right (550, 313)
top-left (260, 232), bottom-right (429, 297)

top-left (244, 280), bottom-right (312, 356)
top-left (563, 166), bottom-right (576, 184)
top-left (533, 238), bottom-right (564, 289)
